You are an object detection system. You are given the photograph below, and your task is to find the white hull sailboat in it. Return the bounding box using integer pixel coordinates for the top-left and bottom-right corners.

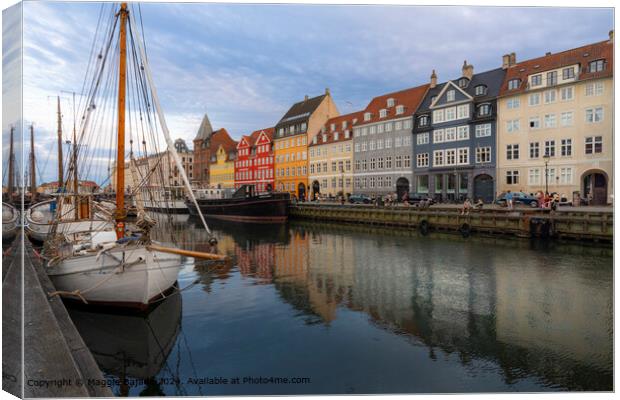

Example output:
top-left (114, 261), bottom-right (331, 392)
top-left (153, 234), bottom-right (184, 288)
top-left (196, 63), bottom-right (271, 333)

top-left (2, 202), bottom-right (18, 242)
top-left (43, 2), bottom-right (223, 309)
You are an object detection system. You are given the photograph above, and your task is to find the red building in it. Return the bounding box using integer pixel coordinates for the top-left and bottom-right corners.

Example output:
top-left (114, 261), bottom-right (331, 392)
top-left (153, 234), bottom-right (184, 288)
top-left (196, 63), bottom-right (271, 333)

top-left (234, 127), bottom-right (275, 192)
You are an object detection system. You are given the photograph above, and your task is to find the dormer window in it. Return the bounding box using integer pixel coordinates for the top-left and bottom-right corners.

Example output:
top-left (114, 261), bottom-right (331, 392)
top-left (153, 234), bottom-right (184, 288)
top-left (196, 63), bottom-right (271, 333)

top-left (387, 98), bottom-right (395, 107)
top-left (431, 95), bottom-right (438, 103)
top-left (278, 128), bottom-right (284, 136)
top-left (352, 118), bottom-right (358, 124)
top-left (418, 115), bottom-right (429, 127)
top-left (477, 103), bottom-right (491, 116)
top-left (301, 122), bottom-right (307, 131)
top-left (334, 132), bottom-right (339, 141)
top-left (508, 79), bottom-right (520, 90)
top-left (447, 90), bottom-right (455, 102)
top-left (313, 136), bottom-right (317, 144)
top-left (396, 105), bottom-right (404, 115)
top-left (344, 130), bottom-right (350, 139)
top-left (563, 67), bottom-right (575, 79)
top-left (531, 74), bottom-right (542, 86)
top-left (330, 123), bottom-right (335, 131)
top-left (458, 78), bottom-right (468, 88)
top-left (474, 85), bottom-right (487, 96)
top-left (342, 121), bottom-right (348, 130)
top-left (379, 109), bottom-right (387, 118)
top-left (321, 126), bottom-right (326, 133)
top-left (322, 134), bottom-right (327, 142)
top-left (364, 112), bottom-right (371, 121)
top-left (589, 59), bottom-right (605, 72)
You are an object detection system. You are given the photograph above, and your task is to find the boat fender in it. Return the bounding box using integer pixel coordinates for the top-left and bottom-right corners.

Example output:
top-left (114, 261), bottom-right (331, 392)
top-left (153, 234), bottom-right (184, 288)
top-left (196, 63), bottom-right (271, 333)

top-left (419, 220), bottom-right (429, 235)
top-left (459, 223), bottom-right (471, 238)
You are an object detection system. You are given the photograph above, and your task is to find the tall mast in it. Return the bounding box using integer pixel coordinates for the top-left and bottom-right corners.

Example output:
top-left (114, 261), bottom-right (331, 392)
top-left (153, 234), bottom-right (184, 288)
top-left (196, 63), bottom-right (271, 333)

top-left (7, 126), bottom-right (14, 198)
top-left (57, 96), bottom-right (64, 189)
top-left (30, 124), bottom-right (36, 201)
top-left (71, 92), bottom-right (78, 218)
top-left (115, 2), bottom-right (128, 237)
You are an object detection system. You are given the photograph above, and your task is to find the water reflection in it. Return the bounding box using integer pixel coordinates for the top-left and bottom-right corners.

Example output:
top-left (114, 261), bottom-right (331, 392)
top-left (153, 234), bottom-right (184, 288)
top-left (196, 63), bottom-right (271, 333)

top-left (74, 216), bottom-right (613, 393)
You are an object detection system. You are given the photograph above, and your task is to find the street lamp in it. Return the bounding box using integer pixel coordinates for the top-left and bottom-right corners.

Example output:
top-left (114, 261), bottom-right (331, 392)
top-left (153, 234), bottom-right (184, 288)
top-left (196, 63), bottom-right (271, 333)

top-left (543, 154), bottom-right (551, 195)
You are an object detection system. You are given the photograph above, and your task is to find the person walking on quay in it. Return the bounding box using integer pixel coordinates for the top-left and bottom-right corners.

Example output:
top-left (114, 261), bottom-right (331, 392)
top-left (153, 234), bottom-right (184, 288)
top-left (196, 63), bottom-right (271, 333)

top-left (536, 191), bottom-right (545, 208)
top-left (474, 198), bottom-right (484, 211)
top-left (505, 190), bottom-right (514, 210)
top-left (460, 198), bottom-right (472, 215)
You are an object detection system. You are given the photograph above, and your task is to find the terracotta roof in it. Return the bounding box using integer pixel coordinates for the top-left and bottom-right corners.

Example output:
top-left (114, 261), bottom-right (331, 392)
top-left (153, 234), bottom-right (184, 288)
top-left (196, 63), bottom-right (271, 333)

top-left (309, 110), bottom-right (364, 147)
top-left (359, 84), bottom-right (430, 125)
top-left (251, 127), bottom-right (274, 147)
top-left (211, 128), bottom-right (238, 161)
top-left (499, 39), bottom-right (613, 96)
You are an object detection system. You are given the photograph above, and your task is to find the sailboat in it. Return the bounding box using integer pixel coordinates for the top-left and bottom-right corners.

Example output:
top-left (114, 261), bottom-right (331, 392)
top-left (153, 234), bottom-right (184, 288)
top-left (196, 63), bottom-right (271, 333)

top-left (43, 2), bottom-right (223, 309)
top-left (3, 125), bottom-right (19, 241)
top-left (26, 99), bottom-right (114, 243)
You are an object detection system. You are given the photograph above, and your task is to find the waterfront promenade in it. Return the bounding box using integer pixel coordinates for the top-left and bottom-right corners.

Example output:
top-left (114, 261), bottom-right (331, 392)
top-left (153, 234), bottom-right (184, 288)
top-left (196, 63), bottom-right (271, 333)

top-left (289, 202), bottom-right (613, 242)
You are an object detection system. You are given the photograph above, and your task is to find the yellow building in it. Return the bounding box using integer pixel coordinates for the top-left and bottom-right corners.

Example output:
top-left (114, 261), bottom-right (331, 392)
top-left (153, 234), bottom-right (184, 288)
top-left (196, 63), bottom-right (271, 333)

top-left (497, 35), bottom-right (613, 205)
top-left (209, 144), bottom-right (237, 188)
top-left (273, 89), bottom-right (339, 200)
top-left (308, 111), bottom-right (362, 199)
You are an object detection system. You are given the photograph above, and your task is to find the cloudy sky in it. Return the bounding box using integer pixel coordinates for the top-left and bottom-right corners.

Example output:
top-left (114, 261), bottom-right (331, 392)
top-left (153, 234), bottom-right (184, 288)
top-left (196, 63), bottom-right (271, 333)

top-left (2, 2), bottom-right (614, 184)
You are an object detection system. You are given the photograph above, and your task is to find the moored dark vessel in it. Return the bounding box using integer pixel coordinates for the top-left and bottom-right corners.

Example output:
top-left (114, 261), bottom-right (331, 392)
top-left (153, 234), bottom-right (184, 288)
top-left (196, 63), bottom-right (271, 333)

top-left (186, 185), bottom-right (290, 223)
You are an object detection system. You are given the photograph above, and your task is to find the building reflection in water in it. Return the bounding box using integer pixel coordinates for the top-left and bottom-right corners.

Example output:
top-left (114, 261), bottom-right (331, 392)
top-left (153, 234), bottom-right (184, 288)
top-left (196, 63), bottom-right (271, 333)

top-left (212, 219), bottom-right (611, 390)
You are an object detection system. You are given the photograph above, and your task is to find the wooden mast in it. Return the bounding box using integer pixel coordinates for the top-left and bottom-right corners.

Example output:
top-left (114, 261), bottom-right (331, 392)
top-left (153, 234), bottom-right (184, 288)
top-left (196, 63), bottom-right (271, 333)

top-left (7, 126), bottom-right (14, 199)
top-left (30, 124), bottom-right (36, 202)
top-left (115, 2), bottom-right (128, 238)
top-left (72, 93), bottom-right (79, 219)
top-left (57, 96), bottom-right (64, 189)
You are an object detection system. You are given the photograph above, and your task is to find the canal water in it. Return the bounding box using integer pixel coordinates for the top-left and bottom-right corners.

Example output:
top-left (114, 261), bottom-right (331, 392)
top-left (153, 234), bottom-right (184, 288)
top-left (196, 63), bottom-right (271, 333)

top-left (66, 214), bottom-right (613, 395)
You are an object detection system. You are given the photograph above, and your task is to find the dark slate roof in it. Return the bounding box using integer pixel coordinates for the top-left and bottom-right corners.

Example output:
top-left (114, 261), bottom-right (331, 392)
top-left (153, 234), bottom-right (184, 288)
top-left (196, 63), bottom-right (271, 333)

top-left (416, 67), bottom-right (506, 114)
top-left (194, 113), bottom-right (214, 141)
top-left (275, 94), bottom-right (327, 128)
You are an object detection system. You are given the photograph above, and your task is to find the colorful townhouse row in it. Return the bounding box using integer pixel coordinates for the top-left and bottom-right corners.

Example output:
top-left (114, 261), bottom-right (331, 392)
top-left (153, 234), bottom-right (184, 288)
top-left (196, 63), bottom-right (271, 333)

top-left (188, 33), bottom-right (613, 205)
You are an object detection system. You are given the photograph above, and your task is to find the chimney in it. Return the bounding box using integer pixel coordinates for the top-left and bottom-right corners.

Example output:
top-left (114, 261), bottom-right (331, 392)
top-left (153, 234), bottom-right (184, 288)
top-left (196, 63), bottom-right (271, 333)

top-left (462, 60), bottom-right (474, 80)
top-left (304, 95), bottom-right (309, 102)
top-left (502, 54), bottom-right (510, 69)
top-left (545, 52), bottom-right (551, 56)
top-left (430, 70), bottom-right (437, 88)
top-left (609, 29), bottom-right (614, 42)
top-left (509, 52), bottom-right (516, 65)
top-left (325, 87), bottom-right (330, 96)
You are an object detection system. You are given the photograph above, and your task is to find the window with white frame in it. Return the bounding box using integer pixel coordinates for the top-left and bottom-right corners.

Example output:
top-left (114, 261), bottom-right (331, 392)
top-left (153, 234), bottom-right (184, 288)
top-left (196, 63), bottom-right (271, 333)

top-left (404, 155), bottom-right (411, 168)
top-left (385, 122), bottom-right (393, 132)
top-left (377, 124), bottom-right (384, 133)
top-left (507, 97), bottom-right (520, 109)
top-left (394, 136), bottom-right (402, 147)
top-left (377, 139), bottom-right (383, 150)
top-left (585, 107), bottom-right (604, 123)
top-left (445, 127), bottom-right (457, 141)
top-left (506, 119), bottom-right (520, 133)
top-left (589, 59), bottom-right (605, 72)
top-left (559, 167), bottom-right (573, 184)
top-left (395, 155), bottom-right (402, 168)
top-left (445, 149), bottom-right (456, 165)
top-left (544, 114), bottom-right (556, 128)
top-left (560, 111), bottom-right (573, 127)
top-left (475, 123), bottom-right (491, 137)
top-left (529, 93), bottom-right (541, 106)
top-left (364, 112), bottom-right (371, 121)
top-left (361, 142), bottom-right (367, 152)
top-left (585, 136), bottom-right (603, 154)
top-left (447, 90), bottom-right (455, 102)
top-left (477, 103), bottom-right (491, 116)
top-left (562, 67), bottom-right (575, 80)
top-left (418, 115), bottom-right (429, 127)
top-left (433, 109), bottom-right (445, 123)
top-left (585, 81), bottom-right (604, 96)
top-left (377, 158), bottom-right (383, 169)
top-left (355, 160), bottom-right (360, 171)
top-left (506, 144), bottom-right (519, 160)
top-left (369, 140), bottom-right (376, 151)
top-left (385, 137), bottom-right (392, 148)
top-left (417, 132), bottom-right (429, 145)
top-left (353, 128), bottom-right (360, 137)
top-left (379, 109), bottom-right (387, 118)
top-left (445, 107), bottom-right (456, 121)
top-left (417, 153), bottom-right (429, 167)
top-left (457, 148), bottom-right (469, 165)
top-left (560, 86), bottom-right (574, 101)
top-left (369, 125), bottom-right (376, 135)
top-left (457, 125), bottom-right (469, 140)
top-left (387, 98), bottom-right (395, 107)
top-left (531, 74), bottom-right (542, 86)
top-left (474, 85), bottom-right (486, 96)
top-left (544, 90), bottom-right (556, 103)
top-left (385, 156), bottom-right (392, 169)
top-left (475, 146), bottom-right (491, 163)
top-left (508, 79), bottom-right (520, 90)
top-left (396, 105), bottom-right (404, 115)
top-left (395, 121), bottom-right (403, 131)
top-left (544, 140), bottom-right (555, 157)
top-left (506, 170), bottom-right (519, 185)
top-left (433, 150), bottom-right (444, 166)
top-left (433, 129), bottom-right (444, 143)
top-left (528, 168), bottom-right (541, 185)
top-left (457, 104), bottom-right (469, 119)
top-left (529, 142), bottom-right (539, 158)
top-left (529, 117), bottom-right (540, 129)
top-left (403, 136), bottom-right (411, 146)
top-left (561, 138), bottom-right (572, 156)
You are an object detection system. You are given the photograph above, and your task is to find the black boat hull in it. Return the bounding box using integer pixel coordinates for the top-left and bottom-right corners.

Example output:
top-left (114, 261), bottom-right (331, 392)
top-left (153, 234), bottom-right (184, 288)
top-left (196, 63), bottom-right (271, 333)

top-left (186, 195), bottom-right (290, 223)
